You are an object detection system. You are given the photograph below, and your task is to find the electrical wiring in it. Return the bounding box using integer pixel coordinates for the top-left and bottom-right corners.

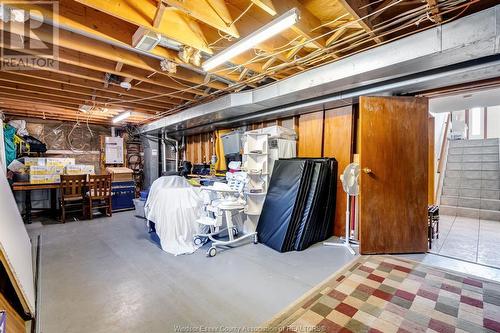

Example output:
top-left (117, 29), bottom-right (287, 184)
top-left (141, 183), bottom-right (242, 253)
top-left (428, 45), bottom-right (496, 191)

top-left (211, 0), bottom-right (407, 76)
top-left (217, 0), bottom-right (474, 80)
top-left (207, 3), bottom-right (254, 47)
top-left (119, 0), bottom-right (477, 122)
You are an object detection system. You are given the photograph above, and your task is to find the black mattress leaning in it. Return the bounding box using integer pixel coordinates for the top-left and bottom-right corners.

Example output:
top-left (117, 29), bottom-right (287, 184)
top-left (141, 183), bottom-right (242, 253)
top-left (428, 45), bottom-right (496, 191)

top-left (256, 158), bottom-right (338, 252)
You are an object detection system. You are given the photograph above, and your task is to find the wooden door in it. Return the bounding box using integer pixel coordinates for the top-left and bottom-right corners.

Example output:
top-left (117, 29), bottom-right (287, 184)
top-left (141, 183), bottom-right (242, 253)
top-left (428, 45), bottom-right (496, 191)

top-left (359, 96), bottom-right (428, 254)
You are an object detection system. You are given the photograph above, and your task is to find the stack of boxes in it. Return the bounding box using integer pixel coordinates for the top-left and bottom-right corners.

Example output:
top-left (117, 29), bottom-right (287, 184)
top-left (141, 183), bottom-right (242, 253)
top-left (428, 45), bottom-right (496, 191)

top-left (65, 165), bottom-right (96, 175)
top-left (26, 157), bottom-right (95, 184)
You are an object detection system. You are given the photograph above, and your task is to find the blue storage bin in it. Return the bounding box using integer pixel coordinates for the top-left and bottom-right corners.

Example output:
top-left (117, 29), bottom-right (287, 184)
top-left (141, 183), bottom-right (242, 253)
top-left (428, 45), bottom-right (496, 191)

top-left (140, 190), bottom-right (149, 201)
top-left (111, 181), bottom-right (135, 211)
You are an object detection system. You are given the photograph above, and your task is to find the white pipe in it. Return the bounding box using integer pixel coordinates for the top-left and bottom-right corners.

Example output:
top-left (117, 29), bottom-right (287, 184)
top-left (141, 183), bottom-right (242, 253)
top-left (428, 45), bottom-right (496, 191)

top-left (164, 134), bottom-right (179, 174)
top-left (161, 129), bottom-right (167, 174)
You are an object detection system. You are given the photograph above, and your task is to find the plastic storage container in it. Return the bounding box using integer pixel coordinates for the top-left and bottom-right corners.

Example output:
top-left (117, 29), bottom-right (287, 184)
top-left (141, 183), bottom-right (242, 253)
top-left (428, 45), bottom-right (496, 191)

top-left (133, 198), bottom-right (145, 218)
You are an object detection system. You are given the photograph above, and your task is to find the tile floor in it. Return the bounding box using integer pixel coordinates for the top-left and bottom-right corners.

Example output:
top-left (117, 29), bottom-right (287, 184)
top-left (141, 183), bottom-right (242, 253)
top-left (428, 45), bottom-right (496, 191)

top-left (428, 214), bottom-right (500, 268)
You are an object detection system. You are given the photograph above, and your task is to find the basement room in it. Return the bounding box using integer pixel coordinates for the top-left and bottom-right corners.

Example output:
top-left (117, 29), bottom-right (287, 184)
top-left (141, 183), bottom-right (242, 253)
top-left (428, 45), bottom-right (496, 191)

top-left (1, 1), bottom-right (500, 333)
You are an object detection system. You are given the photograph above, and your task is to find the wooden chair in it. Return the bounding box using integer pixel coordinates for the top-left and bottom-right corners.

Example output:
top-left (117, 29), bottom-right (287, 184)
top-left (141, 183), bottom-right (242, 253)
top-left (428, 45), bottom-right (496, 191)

top-left (59, 174), bottom-right (87, 223)
top-left (85, 174), bottom-right (112, 219)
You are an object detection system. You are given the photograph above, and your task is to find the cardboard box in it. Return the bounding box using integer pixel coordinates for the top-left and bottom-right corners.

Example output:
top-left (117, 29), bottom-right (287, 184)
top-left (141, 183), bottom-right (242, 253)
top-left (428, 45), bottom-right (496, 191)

top-left (106, 167), bottom-right (133, 182)
top-left (46, 158), bottom-right (75, 167)
top-left (24, 157), bottom-right (46, 167)
top-left (30, 174), bottom-right (61, 184)
top-left (30, 166), bottom-right (64, 175)
top-left (65, 164), bottom-right (95, 175)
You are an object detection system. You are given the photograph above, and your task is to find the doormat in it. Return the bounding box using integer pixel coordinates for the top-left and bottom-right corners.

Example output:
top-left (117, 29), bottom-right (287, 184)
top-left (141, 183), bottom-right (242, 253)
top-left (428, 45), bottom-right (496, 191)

top-left (263, 256), bottom-right (500, 332)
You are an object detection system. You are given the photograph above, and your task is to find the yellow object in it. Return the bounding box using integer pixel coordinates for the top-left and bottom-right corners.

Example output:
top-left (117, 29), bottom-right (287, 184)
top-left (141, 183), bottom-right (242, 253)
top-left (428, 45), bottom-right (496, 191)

top-left (46, 158), bottom-right (75, 167)
top-left (65, 165), bottom-right (95, 175)
top-left (214, 129), bottom-right (231, 171)
top-left (24, 157), bottom-right (46, 167)
top-left (29, 166), bottom-right (63, 175)
top-left (30, 174), bottom-right (60, 184)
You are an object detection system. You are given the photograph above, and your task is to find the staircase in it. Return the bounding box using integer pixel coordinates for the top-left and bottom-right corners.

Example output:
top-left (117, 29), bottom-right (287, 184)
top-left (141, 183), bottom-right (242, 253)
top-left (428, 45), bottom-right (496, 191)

top-left (440, 138), bottom-right (500, 220)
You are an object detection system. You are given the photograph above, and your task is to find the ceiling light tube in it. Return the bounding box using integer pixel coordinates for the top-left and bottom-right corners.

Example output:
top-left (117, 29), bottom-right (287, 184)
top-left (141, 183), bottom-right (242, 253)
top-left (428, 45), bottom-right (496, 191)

top-left (112, 111), bottom-right (132, 123)
top-left (202, 8), bottom-right (300, 71)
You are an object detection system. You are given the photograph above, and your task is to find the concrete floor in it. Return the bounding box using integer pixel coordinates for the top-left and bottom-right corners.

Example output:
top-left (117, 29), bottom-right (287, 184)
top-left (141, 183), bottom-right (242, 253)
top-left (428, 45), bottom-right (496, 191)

top-left (428, 214), bottom-right (500, 267)
top-left (27, 211), bottom-right (357, 333)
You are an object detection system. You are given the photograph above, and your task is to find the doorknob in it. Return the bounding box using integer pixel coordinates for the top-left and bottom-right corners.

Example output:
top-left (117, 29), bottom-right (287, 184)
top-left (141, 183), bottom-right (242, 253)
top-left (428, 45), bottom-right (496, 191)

top-left (362, 168), bottom-right (372, 174)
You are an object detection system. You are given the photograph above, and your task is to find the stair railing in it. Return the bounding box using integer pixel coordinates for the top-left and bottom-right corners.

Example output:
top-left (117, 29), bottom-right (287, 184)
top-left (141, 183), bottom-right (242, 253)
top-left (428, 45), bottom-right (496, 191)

top-left (435, 113), bottom-right (452, 204)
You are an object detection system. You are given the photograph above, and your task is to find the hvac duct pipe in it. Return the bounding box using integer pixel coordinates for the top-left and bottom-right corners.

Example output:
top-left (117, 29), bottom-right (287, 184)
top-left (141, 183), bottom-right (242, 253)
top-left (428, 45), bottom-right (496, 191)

top-left (164, 134), bottom-right (179, 174)
top-left (161, 130), bottom-right (167, 174)
top-left (162, 55), bottom-right (500, 137)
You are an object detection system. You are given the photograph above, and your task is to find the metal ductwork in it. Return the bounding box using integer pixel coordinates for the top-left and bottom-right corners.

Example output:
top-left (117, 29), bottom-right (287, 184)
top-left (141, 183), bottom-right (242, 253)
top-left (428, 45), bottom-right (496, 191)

top-left (141, 6), bottom-right (500, 137)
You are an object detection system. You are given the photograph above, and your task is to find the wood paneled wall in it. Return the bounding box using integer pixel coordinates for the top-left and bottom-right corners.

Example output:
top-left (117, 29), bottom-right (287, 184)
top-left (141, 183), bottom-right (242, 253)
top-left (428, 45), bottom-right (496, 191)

top-left (184, 118), bottom-right (297, 164)
top-left (183, 107), bottom-right (355, 237)
top-left (185, 132), bottom-right (214, 164)
top-left (323, 106), bottom-right (355, 237)
top-left (297, 111), bottom-right (324, 157)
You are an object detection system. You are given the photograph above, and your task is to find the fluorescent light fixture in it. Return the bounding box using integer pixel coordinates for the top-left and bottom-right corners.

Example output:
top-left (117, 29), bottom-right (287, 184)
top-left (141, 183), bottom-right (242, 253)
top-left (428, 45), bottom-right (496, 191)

top-left (202, 8), bottom-right (300, 71)
top-left (112, 111), bottom-right (131, 123)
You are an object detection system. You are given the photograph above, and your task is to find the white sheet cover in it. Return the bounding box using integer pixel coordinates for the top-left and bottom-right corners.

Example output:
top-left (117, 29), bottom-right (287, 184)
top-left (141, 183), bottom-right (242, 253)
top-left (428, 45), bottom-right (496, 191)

top-left (144, 176), bottom-right (203, 255)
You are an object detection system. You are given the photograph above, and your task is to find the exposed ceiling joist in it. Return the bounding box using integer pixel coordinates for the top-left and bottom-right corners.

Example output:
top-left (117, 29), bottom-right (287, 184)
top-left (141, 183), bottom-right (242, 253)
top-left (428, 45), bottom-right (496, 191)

top-left (326, 27), bottom-right (347, 46)
top-left (0, 21), bottom-right (225, 91)
top-left (426, 0), bottom-right (443, 23)
top-left (4, 70), bottom-right (182, 106)
top-left (73, 0), bottom-right (213, 54)
top-left (0, 85), bottom-right (160, 115)
top-left (251, 0), bottom-right (277, 15)
top-left (0, 52), bottom-right (197, 103)
top-left (271, 0), bottom-right (328, 49)
top-left (337, 0), bottom-right (383, 43)
top-left (162, 0), bottom-right (239, 38)
top-left (153, 1), bottom-right (167, 28)
top-left (0, 77), bottom-right (170, 111)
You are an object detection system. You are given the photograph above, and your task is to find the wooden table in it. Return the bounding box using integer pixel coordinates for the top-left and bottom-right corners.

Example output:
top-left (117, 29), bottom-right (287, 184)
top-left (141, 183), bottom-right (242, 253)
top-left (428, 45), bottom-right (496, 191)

top-left (12, 182), bottom-right (60, 224)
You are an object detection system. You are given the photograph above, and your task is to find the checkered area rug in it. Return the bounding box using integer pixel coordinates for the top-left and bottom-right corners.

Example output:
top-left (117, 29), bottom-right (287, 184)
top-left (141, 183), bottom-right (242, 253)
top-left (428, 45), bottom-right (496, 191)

top-left (264, 256), bottom-right (500, 333)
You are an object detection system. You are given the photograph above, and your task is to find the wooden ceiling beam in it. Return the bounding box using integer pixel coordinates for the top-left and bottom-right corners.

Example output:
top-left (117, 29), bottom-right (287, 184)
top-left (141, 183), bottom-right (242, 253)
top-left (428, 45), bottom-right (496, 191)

top-left (0, 88), bottom-right (162, 116)
top-left (426, 0), bottom-right (443, 23)
top-left (153, 1), bottom-right (167, 28)
top-left (0, 73), bottom-right (175, 109)
top-left (268, 0), bottom-right (328, 49)
top-left (326, 27), bottom-right (348, 46)
top-left (0, 50), bottom-right (197, 102)
top-left (4, 0), bottom-right (180, 66)
top-left (72, 0), bottom-right (212, 53)
top-left (2, 70), bottom-right (182, 106)
top-left (251, 0), bottom-right (277, 16)
top-left (2, 109), bottom-right (113, 125)
top-left (162, 0), bottom-right (239, 38)
top-left (0, 100), bottom-right (152, 124)
top-left (0, 80), bottom-right (165, 113)
top-left (224, 3), bottom-right (292, 63)
top-left (2, 106), bottom-right (149, 125)
top-left (2, 104), bottom-right (119, 121)
top-left (1, 99), bottom-right (143, 118)
top-left (337, 0), bottom-right (383, 43)
top-left (0, 23), bottom-right (223, 92)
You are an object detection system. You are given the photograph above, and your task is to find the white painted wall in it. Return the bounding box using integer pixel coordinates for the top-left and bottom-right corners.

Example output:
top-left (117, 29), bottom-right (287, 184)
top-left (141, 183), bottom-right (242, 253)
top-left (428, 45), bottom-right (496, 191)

top-left (487, 105), bottom-right (500, 139)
